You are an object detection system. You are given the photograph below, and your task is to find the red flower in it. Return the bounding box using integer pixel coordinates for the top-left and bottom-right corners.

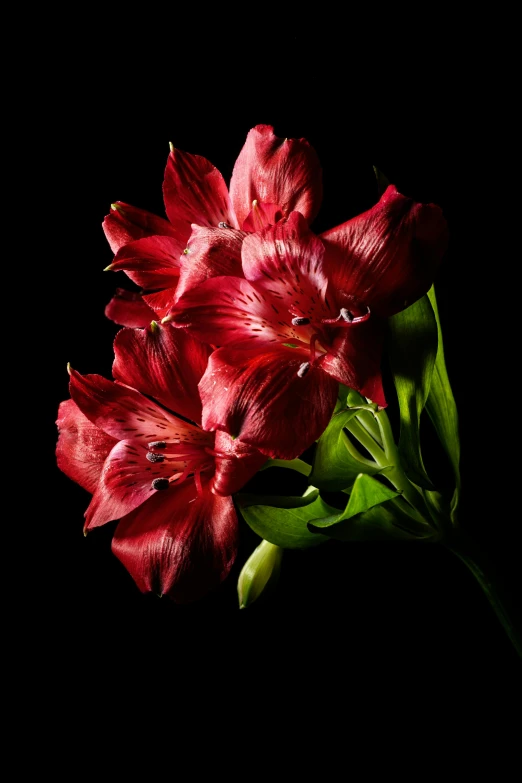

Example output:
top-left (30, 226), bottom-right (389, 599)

top-left (165, 186), bottom-right (448, 460)
top-left (56, 324), bottom-right (266, 602)
top-left (102, 125), bottom-right (322, 325)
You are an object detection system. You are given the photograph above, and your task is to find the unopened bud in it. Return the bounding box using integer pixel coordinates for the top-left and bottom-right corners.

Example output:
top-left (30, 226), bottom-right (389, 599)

top-left (237, 539), bottom-right (283, 609)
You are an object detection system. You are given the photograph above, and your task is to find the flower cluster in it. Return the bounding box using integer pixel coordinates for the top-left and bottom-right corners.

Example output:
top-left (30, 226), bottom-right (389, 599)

top-left (56, 124), bottom-right (454, 607)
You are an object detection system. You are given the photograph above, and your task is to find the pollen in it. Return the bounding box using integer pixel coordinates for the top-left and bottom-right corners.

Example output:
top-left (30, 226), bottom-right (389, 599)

top-left (292, 316), bottom-right (310, 326)
top-left (297, 362), bottom-right (310, 378)
top-left (146, 452), bottom-right (165, 463)
top-left (148, 441), bottom-right (167, 449)
top-left (152, 478), bottom-right (170, 490)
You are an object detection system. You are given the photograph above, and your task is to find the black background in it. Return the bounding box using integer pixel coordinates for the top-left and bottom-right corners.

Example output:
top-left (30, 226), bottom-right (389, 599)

top-left (36, 31), bottom-right (520, 693)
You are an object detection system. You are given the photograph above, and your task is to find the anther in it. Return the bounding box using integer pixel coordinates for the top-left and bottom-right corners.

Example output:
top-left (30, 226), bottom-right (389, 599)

top-left (148, 441), bottom-right (167, 449)
top-left (297, 362), bottom-right (310, 378)
top-left (146, 452), bottom-right (165, 463)
top-left (340, 308), bottom-right (354, 322)
top-left (151, 478), bottom-right (170, 490)
top-left (292, 316), bottom-right (310, 326)
top-left (218, 221), bottom-right (230, 229)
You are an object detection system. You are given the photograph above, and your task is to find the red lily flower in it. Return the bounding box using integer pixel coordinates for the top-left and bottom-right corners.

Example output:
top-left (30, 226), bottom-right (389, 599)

top-left (102, 125), bottom-right (322, 325)
top-left (56, 324), bottom-right (266, 602)
top-left (165, 188), bottom-right (448, 460)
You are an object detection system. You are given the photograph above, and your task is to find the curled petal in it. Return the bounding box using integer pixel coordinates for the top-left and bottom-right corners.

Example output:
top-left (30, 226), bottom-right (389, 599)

top-left (56, 399), bottom-right (117, 493)
top-left (113, 323), bottom-right (211, 426)
top-left (163, 148), bottom-right (237, 232)
top-left (321, 185), bottom-right (448, 318)
top-left (229, 124), bottom-right (323, 229)
top-left (199, 346), bottom-right (338, 459)
top-left (112, 478), bottom-right (238, 603)
top-left (102, 201), bottom-right (180, 254)
top-left (211, 431), bottom-right (267, 496)
top-left (105, 289), bottom-right (156, 328)
top-left (319, 319), bottom-right (387, 408)
top-left (109, 236), bottom-right (181, 290)
top-left (175, 224), bottom-right (246, 302)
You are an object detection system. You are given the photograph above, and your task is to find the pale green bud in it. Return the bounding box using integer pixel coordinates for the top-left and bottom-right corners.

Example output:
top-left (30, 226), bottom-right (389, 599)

top-left (237, 540), bottom-right (283, 609)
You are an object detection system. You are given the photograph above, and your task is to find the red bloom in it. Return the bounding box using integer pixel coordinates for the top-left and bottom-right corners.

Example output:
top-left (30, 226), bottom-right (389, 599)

top-left (102, 125), bottom-right (322, 325)
top-left (56, 324), bottom-right (266, 602)
top-left (165, 186), bottom-right (448, 459)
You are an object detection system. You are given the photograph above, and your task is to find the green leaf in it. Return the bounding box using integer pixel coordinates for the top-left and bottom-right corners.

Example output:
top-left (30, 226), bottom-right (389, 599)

top-left (239, 491), bottom-right (339, 549)
top-left (308, 473), bottom-right (399, 529)
top-left (309, 408), bottom-right (384, 491)
top-left (426, 287), bottom-right (461, 523)
top-left (309, 496), bottom-right (434, 542)
top-left (236, 487), bottom-right (319, 509)
top-left (387, 294), bottom-right (438, 489)
top-left (237, 540), bottom-right (283, 609)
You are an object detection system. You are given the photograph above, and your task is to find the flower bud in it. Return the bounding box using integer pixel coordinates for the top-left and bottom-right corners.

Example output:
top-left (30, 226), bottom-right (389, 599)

top-left (237, 540), bottom-right (283, 609)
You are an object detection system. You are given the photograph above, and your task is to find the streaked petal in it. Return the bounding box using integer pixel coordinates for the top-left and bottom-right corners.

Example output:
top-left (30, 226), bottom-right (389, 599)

top-left (163, 147), bottom-right (237, 232)
top-left (241, 211), bottom-right (330, 324)
top-left (321, 186), bottom-right (448, 317)
top-left (112, 479), bottom-right (238, 603)
top-left (229, 124), bottom-right (323, 229)
top-left (105, 288), bottom-right (156, 328)
top-left (84, 440), bottom-right (172, 529)
top-left (68, 368), bottom-right (205, 444)
top-left (56, 399), bottom-right (117, 493)
top-left (142, 288), bottom-right (179, 321)
top-left (113, 323), bottom-right (211, 425)
top-left (102, 201), bottom-right (179, 254)
top-left (199, 346), bottom-right (338, 459)
top-left (211, 431), bottom-right (267, 496)
top-left (175, 224), bottom-right (245, 302)
top-left (108, 236), bottom-right (181, 290)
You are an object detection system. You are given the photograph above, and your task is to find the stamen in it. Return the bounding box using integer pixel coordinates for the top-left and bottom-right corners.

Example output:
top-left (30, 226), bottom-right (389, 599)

top-left (320, 304), bottom-right (371, 326)
top-left (148, 441), bottom-right (167, 449)
top-left (297, 362), bottom-right (310, 378)
top-left (218, 221), bottom-right (230, 229)
top-left (151, 478), bottom-right (170, 491)
top-left (309, 333), bottom-right (319, 363)
top-left (194, 469), bottom-right (204, 497)
top-left (340, 308), bottom-right (354, 322)
top-left (292, 316), bottom-right (310, 326)
top-left (146, 452), bottom-right (165, 463)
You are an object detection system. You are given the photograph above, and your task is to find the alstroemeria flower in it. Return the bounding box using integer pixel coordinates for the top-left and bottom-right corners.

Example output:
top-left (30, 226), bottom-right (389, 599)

top-left (56, 324), bottom-right (266, 602)
top-left (165, 189), bottom-right (447, 460)
top-left (102, 124), bottom-right (322, 325)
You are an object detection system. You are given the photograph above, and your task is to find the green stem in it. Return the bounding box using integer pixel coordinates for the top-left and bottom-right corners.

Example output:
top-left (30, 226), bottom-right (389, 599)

top-left (261, 458), bottom-right (312, 477)
top-left (446, 532), bottom-right (522, 660)
top-left (355, 410), bottom-right (383, 446)
top-left (345, 418), bottom-right (388, 466)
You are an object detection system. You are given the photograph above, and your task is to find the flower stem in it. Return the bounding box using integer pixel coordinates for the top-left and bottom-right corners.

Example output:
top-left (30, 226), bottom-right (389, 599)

top-left (446, 532), bottom-right (522, 660)
top-left (261, 458), bottom-right (312, 477)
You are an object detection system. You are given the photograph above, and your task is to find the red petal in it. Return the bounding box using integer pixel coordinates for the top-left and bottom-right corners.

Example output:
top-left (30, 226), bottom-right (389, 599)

top-left (319, 319), bottom-right (387, 408)
top-left (168, 276), bottom-right (298, 347)
top-left (229, 124), bottom-right (323, 230)
top-left (68, 368), bottom-right (206, 445)
top-left (211, 431), bottom-right (267, 496)
top-left (242, 211), bottom-right (330, 324)
top-left (163, 148), bottom-right (237, 233)
top-left (321, 186), bottom-right (449, 318)
top-left (175, 224), bottom-right (246, 302)
top-left (199, 346), bottom-right (338, 459)
top-left (142, 288), bottom-right (179, 320)
top-left (109, 236), bottom-right (181, 290)
top-left (112, 479), bottom-right (238, 603)
top-left (242, 202), bottom-right (283, 233)
top-left (84, 440), bottom-right (172, 529)
top-left (105, 289), bottom-right (156, 328)
top-left (56, 400), bottom-right (117, 493)
top-left (102, 202), bottom-right (179, 254)
top-left (113, 323), bottom-right (211, 425)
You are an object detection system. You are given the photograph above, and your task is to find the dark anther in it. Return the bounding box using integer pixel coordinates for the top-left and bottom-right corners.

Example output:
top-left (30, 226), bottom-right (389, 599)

top-left (218, 221), bottom-right (230, 229)
top-left (292, 316), bottom-right (310, 326)
top-left (340, 308), bottom-right (354, 322)
top-left (148, 441), bottom-right (167, 449)
top-left (297, 362), bottom-right (310, 378)
top-left (146, 452), bottom-right (165, 463)
top-left (151, 478), bottom-right (170, 490)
